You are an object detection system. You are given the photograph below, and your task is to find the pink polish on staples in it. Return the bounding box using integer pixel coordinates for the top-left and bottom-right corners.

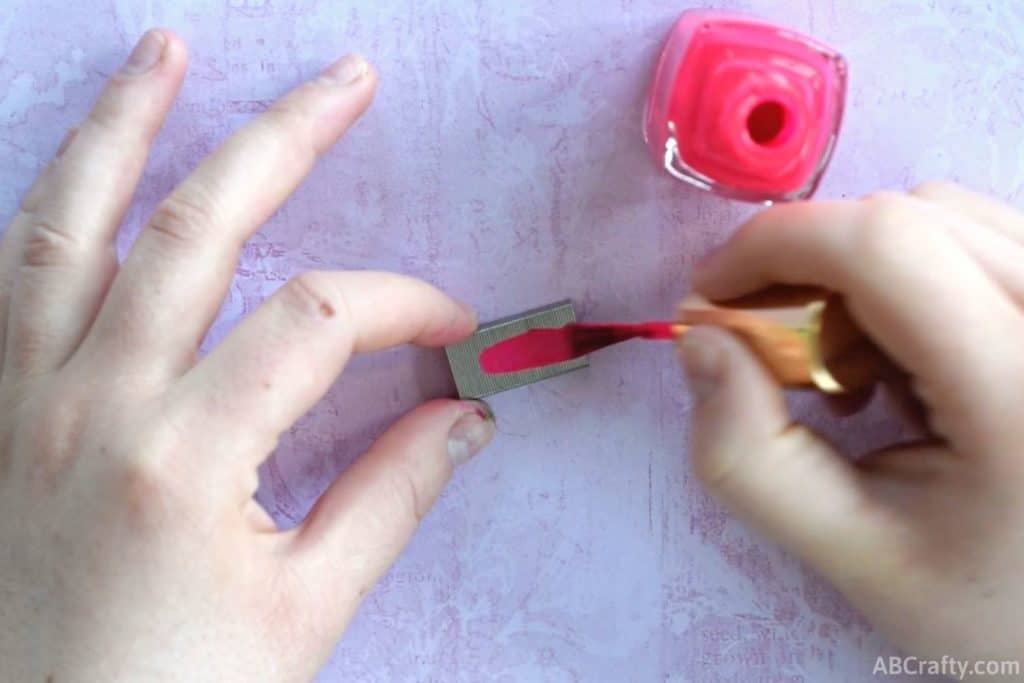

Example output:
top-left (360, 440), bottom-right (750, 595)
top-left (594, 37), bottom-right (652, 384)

top-left (643, 10), bottom-right (848, 203)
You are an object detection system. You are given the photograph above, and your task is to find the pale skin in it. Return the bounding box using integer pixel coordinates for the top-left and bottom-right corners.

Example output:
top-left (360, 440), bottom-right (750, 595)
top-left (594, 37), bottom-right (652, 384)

top-left (0, 28), bottom-right (1021, 682)
top-left (0, 30), bottom-right (495, 682)
top-left (680, 183), bottom-right (1024, 675)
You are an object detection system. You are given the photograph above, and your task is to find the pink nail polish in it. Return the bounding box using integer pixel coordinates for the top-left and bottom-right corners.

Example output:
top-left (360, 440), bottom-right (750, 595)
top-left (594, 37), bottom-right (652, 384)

top-left (643, 10), bottom-right (847, 203)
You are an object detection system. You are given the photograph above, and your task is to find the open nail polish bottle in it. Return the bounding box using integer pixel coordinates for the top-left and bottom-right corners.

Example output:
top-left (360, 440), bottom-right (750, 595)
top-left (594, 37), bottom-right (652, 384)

top-left (643, 10), bottom-right (847, 203)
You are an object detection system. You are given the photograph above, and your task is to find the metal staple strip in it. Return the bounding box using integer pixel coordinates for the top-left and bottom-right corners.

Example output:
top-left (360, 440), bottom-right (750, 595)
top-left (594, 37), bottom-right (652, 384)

top-left (445, 300), bottom-right (588, 398)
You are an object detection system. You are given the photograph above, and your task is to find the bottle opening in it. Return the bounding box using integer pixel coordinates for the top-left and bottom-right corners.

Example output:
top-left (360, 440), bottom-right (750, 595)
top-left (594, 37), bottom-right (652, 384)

top-left (746, 101), bottom-right (787, 146)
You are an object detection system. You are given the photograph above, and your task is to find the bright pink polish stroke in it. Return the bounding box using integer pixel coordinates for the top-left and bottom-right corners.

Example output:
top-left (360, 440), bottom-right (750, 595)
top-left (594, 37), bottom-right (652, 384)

top-left (479, 322), bottom-right (677, 374)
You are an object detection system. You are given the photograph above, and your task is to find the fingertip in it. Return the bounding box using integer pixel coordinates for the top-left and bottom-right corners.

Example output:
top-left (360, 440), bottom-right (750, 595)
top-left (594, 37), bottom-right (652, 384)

top-left (157, 28), bottom-right (190, 70)
top-left (354, 59), bottom-right (380, 104)
top-left (691, 233), bottom-right (731, 284)
top-left (679, 325), bottom-right (791, 485)
top-left (149, 27), bottom-right (181, 50)
top-left (301, 53), bottom-right (377, 152)
top-left (314, 53), bottom-right (378, 107)
top-left (410, 291), bottom-right (478, 347)
top-left (688, 257), bottom-right (716, 292)
top-left (318, 53), bottom-right (371, 86)
top-left (679, 324), bottom-right (776, 403)
top-left (689, 235), bottom-right (766, 301)
top-left (677, 326), bottom-right (729, 404)
top-left (449, 399), bottom-right (496, 468)
top-left (362, 58), bottom-right (379, 85)
top-left (453, 298), bottom-right (478, 333)
top-left (691, 199), bottom-right (854, 301)
top-left (463, 398), bottom-right (495, 424)
top-left (689, 264), bottom-right (736, 300)
top-left (123, 28), bottom-right (188, 77)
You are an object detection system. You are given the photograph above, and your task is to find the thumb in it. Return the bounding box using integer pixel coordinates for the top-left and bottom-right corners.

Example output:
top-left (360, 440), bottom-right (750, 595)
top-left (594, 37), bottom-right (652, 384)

top-left (679, 326), bottom-right (887, 581)
top-left (287, 399), bottom-right (495, 627)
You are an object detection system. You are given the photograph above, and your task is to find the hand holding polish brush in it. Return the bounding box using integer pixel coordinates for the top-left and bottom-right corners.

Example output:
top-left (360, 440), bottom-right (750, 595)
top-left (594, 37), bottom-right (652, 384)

top-left (480, 284), bottom-right (891, 395)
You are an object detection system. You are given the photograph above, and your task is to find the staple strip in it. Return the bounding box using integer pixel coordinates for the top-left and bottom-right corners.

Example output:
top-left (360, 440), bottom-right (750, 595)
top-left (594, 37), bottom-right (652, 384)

top-left (445, 300), bottom-right (588, 398)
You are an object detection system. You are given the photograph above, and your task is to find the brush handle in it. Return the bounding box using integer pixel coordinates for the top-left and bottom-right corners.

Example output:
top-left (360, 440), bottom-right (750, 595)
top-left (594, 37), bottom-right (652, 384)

top-left (677, 286), bottom-right (888, 393)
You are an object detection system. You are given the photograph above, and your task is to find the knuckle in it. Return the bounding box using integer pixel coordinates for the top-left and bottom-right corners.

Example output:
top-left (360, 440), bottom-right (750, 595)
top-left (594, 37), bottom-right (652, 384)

top-left (148, 189), bottom-right (219, 248)
top-left (117, 455), bottom-right (169, 503)
top-left (20, 216), bottom-right (82, 269)
top-left (114, 456), bottom-right (178, 525)
top-left (111, 418), bottom-right (189, 522)
top-left (7, 333), bottom-right (51, 378)
top-left (17, 166), bottom-right (57, 214)
top-left (261, 99), bottom-right (317, 153)
top-left (263, 99), bottom-right (309, 129)
top-left (24, 399), bottom-right (88, 489)
top-left (383, 460), bottom-right (427, 525)
top-left (281, 271), bottom-right (344, 322)
top-left (83, 100), bottom-right (127, 141)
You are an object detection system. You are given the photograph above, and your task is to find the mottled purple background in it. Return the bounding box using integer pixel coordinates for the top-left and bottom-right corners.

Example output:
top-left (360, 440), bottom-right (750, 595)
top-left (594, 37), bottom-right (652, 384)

top-left (2, 1), bottom-right (1023, 681)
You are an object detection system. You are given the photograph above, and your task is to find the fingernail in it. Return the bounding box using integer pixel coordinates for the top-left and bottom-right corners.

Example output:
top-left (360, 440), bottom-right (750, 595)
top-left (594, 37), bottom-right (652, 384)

top-left (448, 401), bottom-right (495, 467)
top-left (318, 54), bottom-right (369, 85)
top-left (679, 331), bottom-right (725, 404)
top-left (122, 29), bottom-right (167, 75)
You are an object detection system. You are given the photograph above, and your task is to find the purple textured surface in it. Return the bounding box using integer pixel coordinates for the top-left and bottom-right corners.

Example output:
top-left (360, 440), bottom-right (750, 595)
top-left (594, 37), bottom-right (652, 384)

top-left (2, 1), bottom-right (1023, 681)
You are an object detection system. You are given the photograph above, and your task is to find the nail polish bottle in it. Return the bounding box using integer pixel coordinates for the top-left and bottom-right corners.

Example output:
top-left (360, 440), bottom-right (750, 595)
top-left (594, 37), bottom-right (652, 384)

top-left (643, 10), bottom-right (847, 203)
